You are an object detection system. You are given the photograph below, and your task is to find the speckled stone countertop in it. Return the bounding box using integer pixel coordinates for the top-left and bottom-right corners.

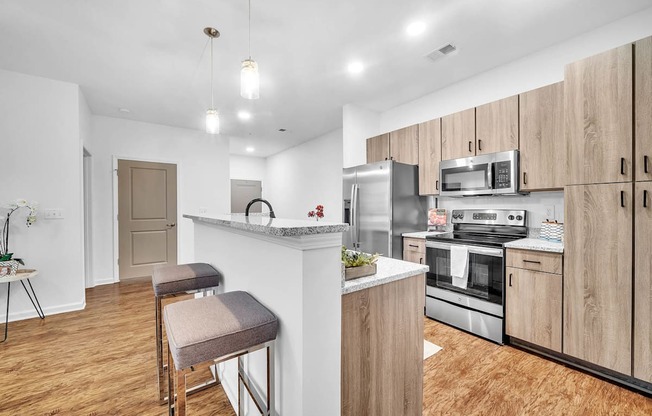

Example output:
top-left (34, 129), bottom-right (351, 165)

top-left (504, 238), bottom-right (564, 254)
top-left (402, 231), bottom-right (447, 239)
top-left (184, 214), bottom-right (348, 237)
top-left (342, 256), bottom-right (429, 294)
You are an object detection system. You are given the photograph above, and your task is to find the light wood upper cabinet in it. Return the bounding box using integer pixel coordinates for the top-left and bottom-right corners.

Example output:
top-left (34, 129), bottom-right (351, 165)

top-left (390, 125), bottom-right (419, 165)
top-left (475, 95), bottom-right (519, 155)
top-left (418, 119), bottom-right (441, 195)
top-left (519, 82), bottom-right (565, 190)
top-left (441, 108), bottom-right (475, 160)
top-left (505, 265), bottom-right (562, 353)
top-left (563, 183), bottom-right (632, 375)
top-left (636, 36), bottom-right (652, 182)
top-left (565, 44), bottom-right (633, 185)
top-left (366, 134), bottom-right (390, 163)
top-left (634, 181), bottom-right (652, 383)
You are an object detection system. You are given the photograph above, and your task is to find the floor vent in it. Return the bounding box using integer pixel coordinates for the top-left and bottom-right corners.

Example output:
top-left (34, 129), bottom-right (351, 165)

top-left (426, 43), bottom-right (457, 62)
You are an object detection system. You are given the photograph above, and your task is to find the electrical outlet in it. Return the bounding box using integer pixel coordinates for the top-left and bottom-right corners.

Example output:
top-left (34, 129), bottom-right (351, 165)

top-left (544, 205), bottom-right (555, 220)
top-left (199, 207), bottom-right (208, 214)
top-left (43, 209), bottom-right (64, 219)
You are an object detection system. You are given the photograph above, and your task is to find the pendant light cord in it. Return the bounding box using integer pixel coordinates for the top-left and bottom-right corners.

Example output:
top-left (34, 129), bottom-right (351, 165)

top-left (210, 36), bottom-right (214, 109)
top-left (248, 0), bottom-right (251, 60)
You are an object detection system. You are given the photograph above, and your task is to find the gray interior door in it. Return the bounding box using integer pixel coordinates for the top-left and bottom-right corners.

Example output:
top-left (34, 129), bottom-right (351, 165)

top-left (231, 179), bottom-right (262, 213)
top-left (356, 161), bottom-right (391, 256)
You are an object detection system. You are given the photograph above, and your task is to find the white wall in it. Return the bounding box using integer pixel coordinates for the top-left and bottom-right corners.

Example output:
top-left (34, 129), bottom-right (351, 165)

top-left (265, 129), bottom-right (343, 221)
top-left (343, 7), bottom-right (652, 159)
top-left (229, 155), bottom-right (266, 182)
top-left (342, 104), bottom-right (380, 168)
top-left (89, 116), bottom-right (230, 285)
top-left (0, 69), bottom-right (85, 321)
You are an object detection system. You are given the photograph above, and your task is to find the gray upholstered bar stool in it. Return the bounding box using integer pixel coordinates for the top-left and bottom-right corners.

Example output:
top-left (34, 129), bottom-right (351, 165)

top-left (152, 263), bottom-right (222, 403)
top-left (164, 291), bottom-right (278, 416)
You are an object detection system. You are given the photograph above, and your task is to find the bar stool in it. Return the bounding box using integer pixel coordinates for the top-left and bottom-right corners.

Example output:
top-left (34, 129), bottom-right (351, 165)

top-left (152, 263), bottom-right (222, 403)
top-left (164, 291), bottom-right (278, 416)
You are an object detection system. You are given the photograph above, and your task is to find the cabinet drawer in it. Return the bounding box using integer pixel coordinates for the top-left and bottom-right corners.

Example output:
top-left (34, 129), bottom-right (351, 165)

top-left (506, 249), bottom-right (562, 274)
top-left (403, 238), bottom-right (425, 253)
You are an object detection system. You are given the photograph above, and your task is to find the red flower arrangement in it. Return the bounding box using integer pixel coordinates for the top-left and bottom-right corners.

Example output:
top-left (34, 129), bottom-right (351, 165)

top-left (307, 204), bottom-right (324, 221)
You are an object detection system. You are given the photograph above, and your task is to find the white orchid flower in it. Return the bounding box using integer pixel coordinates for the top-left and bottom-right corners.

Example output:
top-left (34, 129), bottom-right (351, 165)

top-left (15, 199), bottom-right (28, 207)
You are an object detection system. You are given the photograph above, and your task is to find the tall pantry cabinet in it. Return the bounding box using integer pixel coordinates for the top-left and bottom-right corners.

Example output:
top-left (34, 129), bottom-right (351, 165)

top-left (564, 37), bottom-right (652, 382)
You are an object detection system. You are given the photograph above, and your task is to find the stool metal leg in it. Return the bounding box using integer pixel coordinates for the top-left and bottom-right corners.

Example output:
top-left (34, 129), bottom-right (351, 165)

top-left (1, 282), bottom-right (10, 343)
top-left (176, 367), bottom-right (187, 416)
top-left (267, 342), bottom-right (275, 416)
top-left (168, 347), bottom-right (174, 416)
top-left (156, 296), bottom-right (166, 403)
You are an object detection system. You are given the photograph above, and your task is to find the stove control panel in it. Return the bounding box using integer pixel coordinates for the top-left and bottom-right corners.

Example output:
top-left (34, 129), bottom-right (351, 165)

top-left (451, 209), bottom-right (527, 227)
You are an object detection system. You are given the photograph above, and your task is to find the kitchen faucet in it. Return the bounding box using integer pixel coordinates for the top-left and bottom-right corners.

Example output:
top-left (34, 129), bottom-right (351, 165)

top-left (245, 198), bottom-right (276, 218)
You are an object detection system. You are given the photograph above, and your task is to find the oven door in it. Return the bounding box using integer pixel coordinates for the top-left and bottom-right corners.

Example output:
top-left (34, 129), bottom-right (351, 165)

top-left (425, 241), bottom-right (504, 307)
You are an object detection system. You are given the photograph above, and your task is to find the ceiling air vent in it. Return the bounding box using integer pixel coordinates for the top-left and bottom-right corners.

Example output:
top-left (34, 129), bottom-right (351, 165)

top-left (426, 43), bottom-right (457, 62)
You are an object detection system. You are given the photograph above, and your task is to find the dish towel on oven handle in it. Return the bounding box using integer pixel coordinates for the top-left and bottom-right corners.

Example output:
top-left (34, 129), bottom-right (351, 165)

top-left (450, 245), bottom-right (469, 289)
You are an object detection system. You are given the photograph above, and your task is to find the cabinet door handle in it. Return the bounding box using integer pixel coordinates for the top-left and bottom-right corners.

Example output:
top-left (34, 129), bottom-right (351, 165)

top-left (419, 257), bottom-right (423, 264)
top-left (621, 157), bottom-right (626, 175)
top-left (523, 172), bottom-right (527, 185)
top-left (408, 244), bottom-right (419, 248)
top-left (384, 157), bottom-right (388, 160)
top-left (436, 180), bottom-right (439, 190)
top-left (478, 139), bottom-right (483, 151)
top-left (645, 190), bottom-right (649, 208)
top-left (509, 273), bottom-right (513, 287)
top-left (522, 260), bottom-right (541, 264)
top-left (621, 190), bottom-right (625, 208)
top-left (468, 141), bottom-right (472, 153)
top-left (645, 155), bottom-right (649, 174)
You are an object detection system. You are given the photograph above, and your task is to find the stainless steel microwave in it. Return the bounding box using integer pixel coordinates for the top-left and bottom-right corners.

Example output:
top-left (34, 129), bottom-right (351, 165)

top-left (439, 150), bottom-right (521, 197)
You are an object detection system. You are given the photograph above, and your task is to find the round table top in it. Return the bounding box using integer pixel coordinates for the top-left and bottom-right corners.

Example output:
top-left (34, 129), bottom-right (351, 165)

top-left (0, 269), bottom-right (38, 283)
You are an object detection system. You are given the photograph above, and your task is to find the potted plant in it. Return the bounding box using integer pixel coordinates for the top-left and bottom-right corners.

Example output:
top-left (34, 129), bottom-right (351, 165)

top-left (0, 199), bottom-right (37, 277)
top-left (341, 246), bottom-right (379, 281)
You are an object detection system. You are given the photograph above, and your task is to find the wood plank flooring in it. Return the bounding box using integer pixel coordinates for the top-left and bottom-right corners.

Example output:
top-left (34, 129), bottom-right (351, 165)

top-left (1, 278), bottom-right (650, 415)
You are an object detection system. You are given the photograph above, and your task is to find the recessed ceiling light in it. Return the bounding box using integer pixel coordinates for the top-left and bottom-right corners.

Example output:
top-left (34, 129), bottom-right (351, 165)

top-left (119, 108), bottom-right (130, 113)
top-left (238, 110), bottom-right (252, 120)
top-left (246, 146), bottom-right (255, 152)
top-left (406, 21), bottom-right (426, 37)
top-left (347, 61), bottom-right (364, 75)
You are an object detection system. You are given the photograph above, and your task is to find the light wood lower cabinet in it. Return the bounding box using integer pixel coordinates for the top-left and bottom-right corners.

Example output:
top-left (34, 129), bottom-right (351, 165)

top-left (634, 181), bottom-right (652, 382)
top-left (505, 265), bottom-right (562, 353)
top-left (342, 274), bottom-right (425, 416)
top-left (563, 183), bottom-right (632, 375)
top-left (403, 237), bottom-right (425, 264)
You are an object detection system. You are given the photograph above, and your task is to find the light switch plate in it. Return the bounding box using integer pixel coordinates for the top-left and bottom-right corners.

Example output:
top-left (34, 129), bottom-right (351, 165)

top-left (544, 205), bottom-right (555, 220)
top-left (43, 209), bottom-right (64, 219)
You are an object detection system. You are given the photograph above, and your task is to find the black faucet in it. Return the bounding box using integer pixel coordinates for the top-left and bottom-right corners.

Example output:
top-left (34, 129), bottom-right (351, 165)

top-left (245, 198), bottom-right (276, 218)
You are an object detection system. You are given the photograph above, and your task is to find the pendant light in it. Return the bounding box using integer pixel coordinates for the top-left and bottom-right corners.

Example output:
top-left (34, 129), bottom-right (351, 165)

top-left (204, 27), bottom-right (220, 134)
top-left (241, 0), bottom-right (260, 99)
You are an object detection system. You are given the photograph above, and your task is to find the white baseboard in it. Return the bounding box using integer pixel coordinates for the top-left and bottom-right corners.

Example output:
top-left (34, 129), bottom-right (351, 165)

top-left (1, 300), bottom-right (86, 323)
top-left (92, 277), bottom-right (117, 287)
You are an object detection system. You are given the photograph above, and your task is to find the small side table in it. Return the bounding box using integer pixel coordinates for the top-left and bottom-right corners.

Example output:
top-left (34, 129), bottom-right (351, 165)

top-left (1, 269), bottom-right (45, 343)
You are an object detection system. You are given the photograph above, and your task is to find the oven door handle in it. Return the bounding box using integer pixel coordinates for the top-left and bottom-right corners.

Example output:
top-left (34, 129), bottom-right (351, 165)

top-left (425, 241), bottom-right (503, 258)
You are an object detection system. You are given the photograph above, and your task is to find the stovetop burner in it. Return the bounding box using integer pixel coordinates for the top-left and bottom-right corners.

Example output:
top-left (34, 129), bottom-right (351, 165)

top-left (426, 209), bottom-right (528, 248)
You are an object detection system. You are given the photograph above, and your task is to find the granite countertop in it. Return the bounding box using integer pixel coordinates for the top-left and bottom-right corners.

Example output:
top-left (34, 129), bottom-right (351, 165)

top-left (184, 213), bottom-right (349, 237)
top-left (504, 238), bottom-right (564, 254)
top-left (342, 256), bottom-right (429, 295)
top-left (402, 231), bottom-right (448, 239)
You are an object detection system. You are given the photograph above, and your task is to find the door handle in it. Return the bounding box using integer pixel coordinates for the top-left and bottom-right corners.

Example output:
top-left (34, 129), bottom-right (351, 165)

top-left (509, 273), bottom-right (513, 287)
top-left (166, 223), bottom-right (176, 228)
top-left (621, 191), bottom-right (625, 208)
top-left (645, 190), bottom-right (649, 208)
top-left (621, 157), bottom-right (626, 175)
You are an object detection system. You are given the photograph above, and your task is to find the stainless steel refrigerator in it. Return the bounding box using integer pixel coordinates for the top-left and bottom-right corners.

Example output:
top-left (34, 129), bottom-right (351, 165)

top-left (343, 161), bottom-right (427, 259)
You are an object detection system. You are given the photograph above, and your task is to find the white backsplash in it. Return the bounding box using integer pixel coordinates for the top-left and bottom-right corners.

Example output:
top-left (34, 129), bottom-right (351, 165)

top-left (429, 191), bottom-right (564, 229)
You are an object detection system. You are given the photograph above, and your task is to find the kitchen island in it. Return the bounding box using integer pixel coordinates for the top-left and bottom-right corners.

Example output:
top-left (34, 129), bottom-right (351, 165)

top-left (186, 213), bottom-right (427, 416)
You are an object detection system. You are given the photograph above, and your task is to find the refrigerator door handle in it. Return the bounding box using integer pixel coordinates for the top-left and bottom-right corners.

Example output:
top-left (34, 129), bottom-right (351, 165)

top-left (350, 184), bottom-right (359, 247)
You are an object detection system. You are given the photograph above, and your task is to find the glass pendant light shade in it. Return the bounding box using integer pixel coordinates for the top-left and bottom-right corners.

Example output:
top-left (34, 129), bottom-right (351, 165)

top-left (205, 109), bottom-right (220, 134)
top-left (240, 59), bottom-right (260, 100)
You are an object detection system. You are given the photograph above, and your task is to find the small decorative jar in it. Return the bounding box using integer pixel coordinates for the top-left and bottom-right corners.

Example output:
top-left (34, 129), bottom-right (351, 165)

top-left (0, 260), bottom-right (19, 277)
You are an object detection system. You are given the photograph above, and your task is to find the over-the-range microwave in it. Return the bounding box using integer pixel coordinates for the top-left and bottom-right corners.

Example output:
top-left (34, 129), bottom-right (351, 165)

top-left (439, 150), bottom-right (523, 197)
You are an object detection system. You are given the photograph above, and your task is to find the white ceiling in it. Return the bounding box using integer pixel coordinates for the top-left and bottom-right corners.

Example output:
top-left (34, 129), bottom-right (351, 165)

top-left (1, 0), bottom-right (651, 157)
